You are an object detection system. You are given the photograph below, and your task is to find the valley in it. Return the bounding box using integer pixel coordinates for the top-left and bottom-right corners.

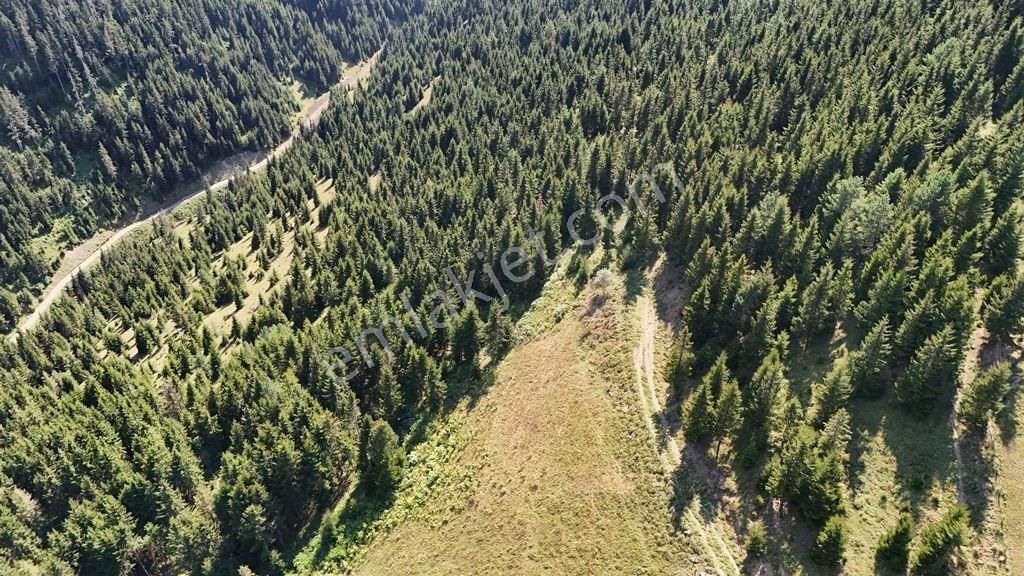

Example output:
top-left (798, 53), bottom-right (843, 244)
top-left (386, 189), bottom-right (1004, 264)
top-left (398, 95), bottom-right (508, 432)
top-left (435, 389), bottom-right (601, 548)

top-left (9, 50), bottom-right (383, 339)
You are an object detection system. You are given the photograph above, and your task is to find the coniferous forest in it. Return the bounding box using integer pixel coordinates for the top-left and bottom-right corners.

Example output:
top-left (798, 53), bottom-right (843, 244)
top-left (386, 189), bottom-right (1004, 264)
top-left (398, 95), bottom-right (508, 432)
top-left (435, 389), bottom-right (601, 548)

top-left (1, 0), bottom-right (1023, 574)
top-left (0, 0), bottom-right (416, 329)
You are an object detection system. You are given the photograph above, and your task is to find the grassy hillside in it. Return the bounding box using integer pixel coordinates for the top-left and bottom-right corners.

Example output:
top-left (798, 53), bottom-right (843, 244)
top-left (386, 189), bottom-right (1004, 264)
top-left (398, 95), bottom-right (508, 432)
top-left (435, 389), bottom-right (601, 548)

top-left (290, 253), bottom-right (746, 575)
top-left (295, 248), bottom-right (1022, 576)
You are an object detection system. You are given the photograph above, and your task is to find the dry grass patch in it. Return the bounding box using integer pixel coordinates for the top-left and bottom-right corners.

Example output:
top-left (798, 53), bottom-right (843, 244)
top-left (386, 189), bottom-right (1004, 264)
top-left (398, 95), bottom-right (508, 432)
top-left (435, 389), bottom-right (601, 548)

top-left (405, 77), bottom-right (438, 118)
top-left (313, 263), bottom-right (702, 575)
top-left (354, 314), bottom-right (680, 574)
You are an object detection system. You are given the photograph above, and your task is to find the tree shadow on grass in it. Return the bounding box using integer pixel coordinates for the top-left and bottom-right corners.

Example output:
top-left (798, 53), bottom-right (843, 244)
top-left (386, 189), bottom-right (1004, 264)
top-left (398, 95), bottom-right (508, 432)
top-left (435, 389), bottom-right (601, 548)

top-left (847, 397), bottom-right (886, 502)
top-left (659, 403), bottom-right (684, 439)
top-left (668, 457), bottom-right (704, 531)
top-left (958, 429), bottom-right (997, 526)
top-left (650, 257), bottom-right (688, 328)
top-left (283, 475), bottom-right (393, 573)
top-left (622, 265), bottom-right (645, 304)
top-left (876, 403), bottom-right (957, 511)
top-left (998, 385), bottom-right (1020, 444)
top-left (309, 482), bottom-right (392, 569)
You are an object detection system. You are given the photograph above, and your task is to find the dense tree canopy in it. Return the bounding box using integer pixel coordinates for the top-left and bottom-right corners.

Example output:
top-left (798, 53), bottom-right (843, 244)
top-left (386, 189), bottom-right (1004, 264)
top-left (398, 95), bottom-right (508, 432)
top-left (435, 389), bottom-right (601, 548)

top-left (0, 0), bottom-right (1022, 573)
top-left (0, 0), bottom-right (416, 329)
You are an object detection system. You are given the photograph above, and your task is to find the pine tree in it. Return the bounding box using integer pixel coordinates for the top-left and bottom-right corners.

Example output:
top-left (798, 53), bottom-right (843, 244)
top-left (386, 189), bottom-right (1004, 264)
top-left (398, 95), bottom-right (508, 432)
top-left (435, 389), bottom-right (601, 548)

top-left (683, 379), bottom-right (716, 444)
top-left (894, 291), bottom-right (939, 362)
top-left (856, 266), bottom-right (910, 329)
top-left (453, 306), bottom-right (482, 368)
top-left (743, 350), bottom-right (788, 450)
top-left (363, 419), bottom-right (406, 494)
top-left (951, 172), bottom-right (994, 235)
top-left (896, 327), bottom-right (957, 414)
top-left (960, 362), bottom-right (1012, 430)
top-left (811, 515), bottom-right (847, 566)
top-left (133, 320), bottom-right (159, 357)
top-left (795, 261), bottom-right (837, 340)
top-left (421, 353), bottom-right (446, 411)
top-left (876, 513), bottom-right (914, 572)
top-left (984, 271), bottom-right (1024, 343)
top-left (745, 519), bottom-right (768, 558)
top-left (910, 507), bottom-right (968, 576)
top-left (370, 361), bottom-right (403, 422)
top-left (817, 409), bottom-right (852, 468)
top-left (53, 494), bottom-right (136, 575)
top-left (805, 446), bottom-right (847, 523)
top-left (486, 305), bottom-right (515, 357)
top-left (713, 375), bottom-right (743, 459)
top-left (983, 204), bottom-right (1022, 277)
top-left (809, 354), bottom-right (853, 428)
top-left (850, 316), bottom-right (892, 398)
top-left (98, 142), bottom-right (118, 182)
top-left (703, 353), bottom-right (734, 397)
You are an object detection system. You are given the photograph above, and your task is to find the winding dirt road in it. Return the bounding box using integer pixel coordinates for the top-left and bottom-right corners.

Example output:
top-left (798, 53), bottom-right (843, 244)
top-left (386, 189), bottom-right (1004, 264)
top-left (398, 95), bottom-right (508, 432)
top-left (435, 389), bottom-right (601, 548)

top-left (9, 50), bottom-right (382, 340)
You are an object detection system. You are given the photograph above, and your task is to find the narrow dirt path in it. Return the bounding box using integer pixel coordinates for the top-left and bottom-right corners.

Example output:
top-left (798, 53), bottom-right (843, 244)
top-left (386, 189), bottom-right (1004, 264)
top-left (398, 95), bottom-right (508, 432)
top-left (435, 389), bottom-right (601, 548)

top-left (952, 324), bottom-right (989, 503)
top-left (634, 295), bottom-right (681, 468)
top-left (9, 50), bottom-right (383, 340)
top-left (632, 293), bottom-right (740, 576)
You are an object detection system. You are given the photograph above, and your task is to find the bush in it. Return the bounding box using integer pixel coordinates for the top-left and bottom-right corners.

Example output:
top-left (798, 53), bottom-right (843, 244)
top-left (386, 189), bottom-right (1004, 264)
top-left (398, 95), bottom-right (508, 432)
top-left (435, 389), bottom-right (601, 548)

top-left (876, 513), bottom-right (913, 571)
top-left (811, 515), bottom-right (847, 566)
top-left (592, 268), bottom-right (615, 292)
top-left (910, 507), bottom-right (968, 576)
top-left (745, 519), bottom-right (768, 558)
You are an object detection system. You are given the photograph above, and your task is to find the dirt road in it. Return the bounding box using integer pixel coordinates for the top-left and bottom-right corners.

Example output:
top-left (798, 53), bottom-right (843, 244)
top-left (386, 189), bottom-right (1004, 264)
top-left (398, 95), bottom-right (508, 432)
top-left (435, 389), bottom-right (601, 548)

top-left (634, 295), bottom-right (682, 469)
top-left (632, 293), bottom-right (741, 576)
top-left (9, 49), bottom-right (382, 339)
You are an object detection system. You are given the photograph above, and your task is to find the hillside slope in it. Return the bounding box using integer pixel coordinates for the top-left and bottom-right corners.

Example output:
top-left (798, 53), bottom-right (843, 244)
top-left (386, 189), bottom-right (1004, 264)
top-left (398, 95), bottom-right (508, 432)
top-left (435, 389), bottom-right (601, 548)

top-left (323, 266), bottom-right (732, 575)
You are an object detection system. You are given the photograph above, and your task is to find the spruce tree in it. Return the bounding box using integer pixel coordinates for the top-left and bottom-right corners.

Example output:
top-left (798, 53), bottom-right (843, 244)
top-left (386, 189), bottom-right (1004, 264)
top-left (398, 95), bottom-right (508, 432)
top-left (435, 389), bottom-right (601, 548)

top-left (743, 350), bottom-right (788, 450)
top-left (960, 362), bottom-right (1012, 430)
top-left (363, 419), bottom-right (406, 494)
top-left (876, 513), bottom-right (914, 572)
top-left (951, 172), bottom-right (994, 235)
top-left (713, 376), bottom-right (743, 459)
top-left (983, 204), bottom-right (1022, 277)
top-left (486, 305), bottom-right (515, 357)
top-left (896, 327), bottom-right (958, 414)
top-left (810, 355), bottom-right (853, 428)
top-left (811, 515), bottom-right (847, 566)
top-left (985, 271), bottom-right (1024, 343)
top-left (850, 316), bottom-right (892, 398)
top-left (910, 507), bottom-right (968, 576)
top-left (683, 379), bottom-right (716, 444)
top-left (453, 306), bottom-right (483, 367)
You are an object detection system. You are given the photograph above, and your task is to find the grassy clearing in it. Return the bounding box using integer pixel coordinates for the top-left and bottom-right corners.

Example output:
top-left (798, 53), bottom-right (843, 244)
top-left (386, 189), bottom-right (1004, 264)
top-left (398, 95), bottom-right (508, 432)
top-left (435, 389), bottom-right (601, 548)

top-left (294, 255), bottom-right (723, 575)
top-left (405, 77), bottom-right (438, 118)
top-left (367, 173), bottom-right (382, 193)
top-left (998, 382), bottom-right (1024, 572)
top-left (29, 215), bottom-right (78, 266)
top-left (844, 397), bottom-right (961, 574)
top-left (288, 78), bottom-right (320, 124)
